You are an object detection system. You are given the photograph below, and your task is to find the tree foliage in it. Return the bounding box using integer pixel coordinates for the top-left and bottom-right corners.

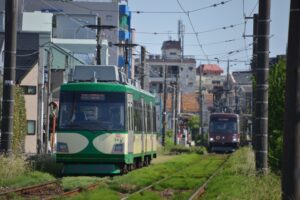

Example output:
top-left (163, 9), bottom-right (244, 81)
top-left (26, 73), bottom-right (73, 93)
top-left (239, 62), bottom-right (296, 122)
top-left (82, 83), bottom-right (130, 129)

top-left (268, 59), bottom-right (286, 170)
top-left (187, 115), bottom-right (200, 142)
top-left (0, 85), bottom-right (27, 154)
top-left (12, 86), bottom-right (27, 154)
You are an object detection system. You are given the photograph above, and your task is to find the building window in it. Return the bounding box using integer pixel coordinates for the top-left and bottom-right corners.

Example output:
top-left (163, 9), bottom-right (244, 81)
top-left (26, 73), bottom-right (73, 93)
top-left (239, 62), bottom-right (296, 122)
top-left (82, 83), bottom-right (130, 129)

top-left (22, 86), bottom-right (36, 95)
top-left (27, 120), bottom-right (36, 135)
top-left (170, 52), bottom-right (176, 55)
top-left (106, 15), bottom-right (113, 22)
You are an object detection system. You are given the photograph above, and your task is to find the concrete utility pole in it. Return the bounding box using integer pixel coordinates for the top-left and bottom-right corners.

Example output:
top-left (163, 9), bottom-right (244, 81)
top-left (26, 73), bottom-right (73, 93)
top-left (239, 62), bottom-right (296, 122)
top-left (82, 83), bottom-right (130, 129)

top-left (96, 17), bottom-right (101, 65)
top-left (162, 64), bottom-right (167, 146)
top-left (37, 49), bottom-right (45, 154)
top-left (174, 74), bottom-right (179, 145)
top-left (251, 14), bottom-right (258, 151)
top-left (282, 0), bottom-right (300, 198)
top-left (170, 81), bottom-right (175, 134)
top-left (255, 0), bottom-right (270, 174)
top-left (140, 46), bottom-right (146, 89)
top-left (0, 0), bottom-right (18, 155)
top-left (114, 40), bottom-right (138, 79)
top-left (44, 49), bottom-right (52, 154)
top-left (85, 17), bottom-right (115, 65)
top-left (198, 65), bottom-right (203, 141)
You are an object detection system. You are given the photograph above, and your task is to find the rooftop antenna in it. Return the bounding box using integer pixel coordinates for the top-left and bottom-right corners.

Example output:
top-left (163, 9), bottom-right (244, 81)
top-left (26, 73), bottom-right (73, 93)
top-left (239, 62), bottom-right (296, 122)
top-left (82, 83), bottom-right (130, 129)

top-left (167, 31), bottom-right (172, 40)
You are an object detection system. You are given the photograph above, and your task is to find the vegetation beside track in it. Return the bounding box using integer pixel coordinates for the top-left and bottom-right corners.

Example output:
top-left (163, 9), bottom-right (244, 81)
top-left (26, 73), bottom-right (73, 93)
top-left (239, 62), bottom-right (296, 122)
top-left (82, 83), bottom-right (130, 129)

top-left (202, 147), bottom-right (281, 200)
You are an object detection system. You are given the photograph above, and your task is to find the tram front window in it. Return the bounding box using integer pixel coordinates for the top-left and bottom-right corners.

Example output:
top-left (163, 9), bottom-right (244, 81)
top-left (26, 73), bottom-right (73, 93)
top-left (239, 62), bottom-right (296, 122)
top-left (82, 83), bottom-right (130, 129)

top-left (58, 92), bottom-right (125, 131)
top-left (210, 121), bottom-right (237, 133)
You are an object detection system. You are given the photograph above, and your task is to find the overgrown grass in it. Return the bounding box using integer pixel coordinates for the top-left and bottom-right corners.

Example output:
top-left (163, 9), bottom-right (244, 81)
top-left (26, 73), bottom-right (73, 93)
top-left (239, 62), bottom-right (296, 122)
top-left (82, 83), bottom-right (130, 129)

top-left (0, 155), bottom-right (28, 185)
top-left (27, 154), bottom-right (63, 177)
top-left (1, 171), bottom-right (55, 188)
top-left (202, 147), bottom-right (281, 200)
top-left (64, 154), bottom-right (226, 200)
top-left (0, 154), bottom-right (58, 188)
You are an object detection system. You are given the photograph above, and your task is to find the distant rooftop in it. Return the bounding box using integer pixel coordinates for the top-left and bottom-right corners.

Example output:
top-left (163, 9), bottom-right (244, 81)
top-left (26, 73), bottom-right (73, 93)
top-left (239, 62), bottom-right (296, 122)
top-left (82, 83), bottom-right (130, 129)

top-left (231, 71), bottom-right (252, 85)
top-left (197, 64), bottom-right (224, 75)
top-left (161, 40), bottom-right (181, 50)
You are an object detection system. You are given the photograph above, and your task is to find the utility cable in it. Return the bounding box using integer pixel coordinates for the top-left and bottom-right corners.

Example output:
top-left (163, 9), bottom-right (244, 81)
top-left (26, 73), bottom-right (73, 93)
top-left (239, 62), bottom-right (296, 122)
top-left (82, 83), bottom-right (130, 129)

top-left (176, 0), bottom-right (209, 63)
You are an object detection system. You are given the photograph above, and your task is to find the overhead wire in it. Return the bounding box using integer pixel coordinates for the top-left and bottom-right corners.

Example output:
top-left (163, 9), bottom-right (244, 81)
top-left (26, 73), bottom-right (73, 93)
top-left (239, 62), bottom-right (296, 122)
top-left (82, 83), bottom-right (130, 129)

top-left (176, 0), bottom-right (209, 63)
top-left (139, 38), bottom-right (243, 47)
top-left (135, 23), bottom-right (243, 36)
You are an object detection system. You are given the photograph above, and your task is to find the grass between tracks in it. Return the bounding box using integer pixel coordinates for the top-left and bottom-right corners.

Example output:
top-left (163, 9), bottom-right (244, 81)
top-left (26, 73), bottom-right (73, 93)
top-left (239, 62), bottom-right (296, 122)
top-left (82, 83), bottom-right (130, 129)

top-left (67, 153), bottom-right (225, 200)
top-left (201, 147), bottom-right (281, 200)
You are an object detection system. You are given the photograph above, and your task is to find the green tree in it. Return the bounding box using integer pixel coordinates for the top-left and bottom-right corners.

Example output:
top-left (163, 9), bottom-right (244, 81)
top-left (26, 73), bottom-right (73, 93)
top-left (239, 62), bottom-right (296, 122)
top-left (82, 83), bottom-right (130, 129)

top-left (268, 59), bottom-right (286, 170)
top-left (187, 115), bottom-right (200, 142)
top-left (0, 84), bottom-right (27, 154)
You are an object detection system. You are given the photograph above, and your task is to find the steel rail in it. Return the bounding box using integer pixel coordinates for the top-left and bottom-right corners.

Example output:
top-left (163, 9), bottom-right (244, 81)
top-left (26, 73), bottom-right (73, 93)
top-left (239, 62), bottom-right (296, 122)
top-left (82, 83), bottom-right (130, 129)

top-left (188, 154), bottom-right (231, 200)
top-left (0, 178), bottom-right (62, 198)
top-left (121, 154), bottom-right (228, 200)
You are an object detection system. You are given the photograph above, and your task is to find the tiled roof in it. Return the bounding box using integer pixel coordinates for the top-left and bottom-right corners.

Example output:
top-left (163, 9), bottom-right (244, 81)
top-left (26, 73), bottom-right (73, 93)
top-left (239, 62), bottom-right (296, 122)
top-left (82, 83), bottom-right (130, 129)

top-left (161, 40), bottom-right (181, 50)
top-left (197, 64), bottom-right (224, 75)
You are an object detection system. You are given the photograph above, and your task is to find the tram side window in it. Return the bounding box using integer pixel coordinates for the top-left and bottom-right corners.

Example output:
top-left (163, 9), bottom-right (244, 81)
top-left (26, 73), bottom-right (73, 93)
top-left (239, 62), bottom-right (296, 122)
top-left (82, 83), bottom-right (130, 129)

top-left (147, 105), bottom-right (151, 132)
top-left (133, 101), bottom-right (142, 132)
top-left (153, 107), bottom-right (156, 132)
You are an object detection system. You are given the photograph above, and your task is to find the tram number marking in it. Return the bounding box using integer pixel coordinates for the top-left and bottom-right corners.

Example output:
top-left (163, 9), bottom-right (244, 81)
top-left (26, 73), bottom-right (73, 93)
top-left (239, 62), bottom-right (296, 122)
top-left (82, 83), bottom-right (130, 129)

top-left (115, 134), bottom-right (124, 143)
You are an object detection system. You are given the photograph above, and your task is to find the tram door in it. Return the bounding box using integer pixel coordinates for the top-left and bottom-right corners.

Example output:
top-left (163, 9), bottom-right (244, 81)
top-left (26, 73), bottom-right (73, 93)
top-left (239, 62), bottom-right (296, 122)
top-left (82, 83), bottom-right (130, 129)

top-left (127, 94), bottom-right (134, 154)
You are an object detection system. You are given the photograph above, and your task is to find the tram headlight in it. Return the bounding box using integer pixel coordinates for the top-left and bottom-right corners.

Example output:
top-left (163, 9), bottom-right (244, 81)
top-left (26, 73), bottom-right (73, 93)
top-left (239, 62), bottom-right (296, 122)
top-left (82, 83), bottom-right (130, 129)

top-left (232, 134), bottom-right (239, 142)
top-left (57, 142), bottom-right (69, 153)
top-left (113, 143), bottom-right (124, 153)
top-left (209, 137), bottom-right (214, 141)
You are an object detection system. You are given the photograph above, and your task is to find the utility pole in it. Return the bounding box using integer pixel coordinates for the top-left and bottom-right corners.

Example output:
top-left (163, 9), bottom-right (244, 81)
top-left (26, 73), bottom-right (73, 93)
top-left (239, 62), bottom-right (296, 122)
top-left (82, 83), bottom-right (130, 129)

top-left (162, 64), bottom-right (167, 146)
top-left (255, 0), bottom-right (270, 174)
top-left (282, 0), bottom-right (300, 198)
top-left (114, 41), bottom-right (138, 79)
top-left (225, 59), bottom-right (230, 111)
top-left (170, 82), bottom-right (175, 133)
top-left (140, 46), bottom-right (146, 89)
top-left (251, 14), bottom-right (258, 151)
top-left (174, 75), bottom-right (179, 145)
top-left (0, 0), bottom-right (18, 156)
top-left (84, 17), bottom-right (115, 65)
top-left (37, 49), bottom-right (45, 154)
top-left (44, 49), bottom-right (52, 154)
top-left (96, 17), bottom-right (101, 65)
top-left (199, 65), bottom-right (203, 142)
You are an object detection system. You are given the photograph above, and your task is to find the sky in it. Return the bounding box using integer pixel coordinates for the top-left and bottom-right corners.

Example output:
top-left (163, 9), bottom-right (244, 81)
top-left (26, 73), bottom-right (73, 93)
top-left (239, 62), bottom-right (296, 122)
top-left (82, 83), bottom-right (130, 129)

top-left (128, 0), bottom-right (290, 72)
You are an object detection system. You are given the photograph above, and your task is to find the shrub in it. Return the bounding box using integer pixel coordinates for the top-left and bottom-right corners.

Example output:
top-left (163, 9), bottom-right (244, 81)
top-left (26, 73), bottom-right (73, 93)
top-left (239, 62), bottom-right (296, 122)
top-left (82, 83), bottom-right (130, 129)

top-left (27, 154), bottom-right (63, 177)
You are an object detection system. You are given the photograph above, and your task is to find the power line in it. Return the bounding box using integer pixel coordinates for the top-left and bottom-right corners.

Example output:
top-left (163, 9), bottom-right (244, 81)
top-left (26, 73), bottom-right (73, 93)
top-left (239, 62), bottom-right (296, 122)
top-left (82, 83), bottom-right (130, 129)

top-left (61, 0), bottom-right (233, 14)
top-left (135, 23), bottom-right (243, 36)
top-left (139, 38), bottom-right (243, 47)
top-left (176, 0), bottom-right (209, 62)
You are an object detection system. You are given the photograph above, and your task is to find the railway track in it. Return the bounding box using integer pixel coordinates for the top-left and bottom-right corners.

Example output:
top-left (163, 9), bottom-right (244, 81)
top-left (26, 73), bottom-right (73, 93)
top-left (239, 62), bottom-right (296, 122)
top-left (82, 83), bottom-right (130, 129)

top-left (0, 179), bottom-right (63, 199)
top-left (0, 178), bottom-right (103, 199)
top-left (188, 154), bottom-right (230, 200)
top-left (121, 154), bottom-right (230, 200)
